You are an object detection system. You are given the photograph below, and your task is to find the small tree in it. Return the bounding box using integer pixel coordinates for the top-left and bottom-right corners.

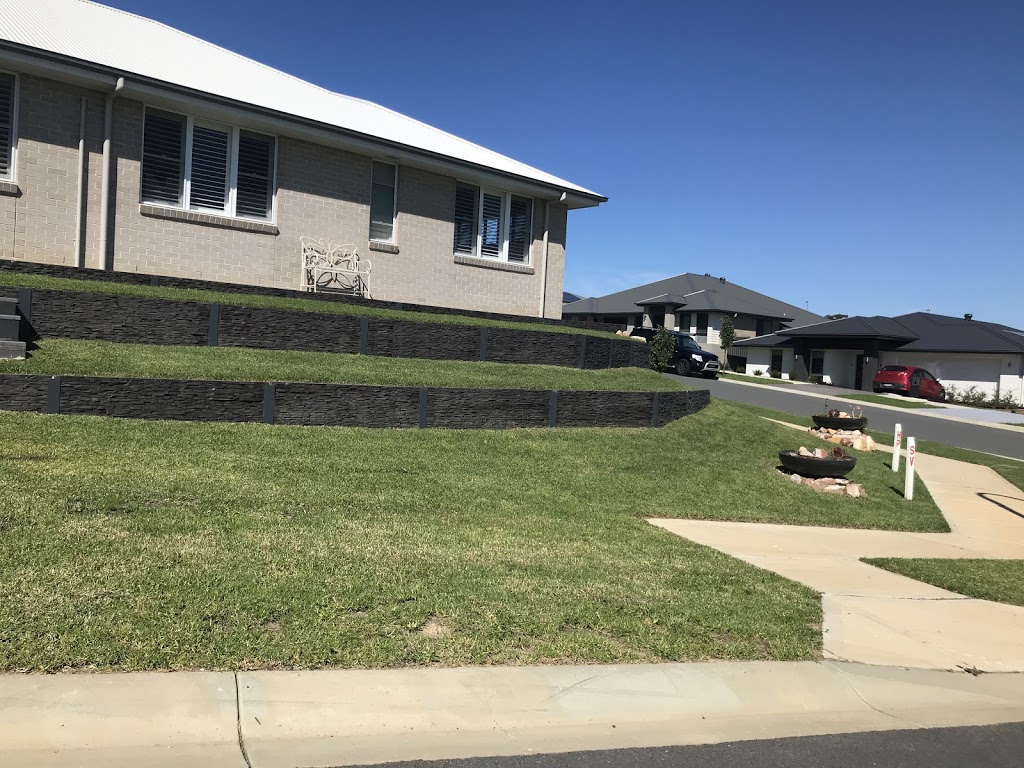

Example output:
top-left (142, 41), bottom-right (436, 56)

top-left (718, 315), bottom-right (736, 368)
top-left (649, 327), bottom-right (675, 372)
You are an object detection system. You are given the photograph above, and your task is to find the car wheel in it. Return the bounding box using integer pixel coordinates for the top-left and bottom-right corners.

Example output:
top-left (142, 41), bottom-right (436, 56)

top-left (675, 359), bottom-right (692, 377)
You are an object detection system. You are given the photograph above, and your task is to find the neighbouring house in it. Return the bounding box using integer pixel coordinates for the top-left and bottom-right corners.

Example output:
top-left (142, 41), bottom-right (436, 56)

top-left (0, 0), bottom-right (605, 318)
top-left (735, 312), bottom-right (1024, 400)
top-left (561, 273), bottom-right (822, 360)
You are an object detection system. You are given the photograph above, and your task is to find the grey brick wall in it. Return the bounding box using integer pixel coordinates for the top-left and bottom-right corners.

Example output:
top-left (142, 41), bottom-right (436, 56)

top-left (1, 72), bottom-right (577, 319)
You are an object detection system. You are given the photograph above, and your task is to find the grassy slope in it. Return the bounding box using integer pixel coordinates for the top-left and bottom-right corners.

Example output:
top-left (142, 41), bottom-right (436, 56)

top-left (864, 559), bottom-right (1024, 607)
top-left (0, 272), bottom-right (622, 339)
top-left (0, 339), bottom-right (680, 392)
top-left (0, 401), bottom-right (830, 671)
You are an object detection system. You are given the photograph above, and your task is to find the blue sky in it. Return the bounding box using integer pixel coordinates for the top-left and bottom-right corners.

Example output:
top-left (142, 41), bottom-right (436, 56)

top-left (104, 0), bottom-right (1023, 326)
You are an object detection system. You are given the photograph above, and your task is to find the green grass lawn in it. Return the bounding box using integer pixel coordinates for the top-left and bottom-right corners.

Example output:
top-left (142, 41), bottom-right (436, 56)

top-left (835, 394), bottom-right (941, 409)
top-left (0, 272), bottom-right (623, 339)
top-left (863, 559), bottom-right (1024, 607)
top-left (0, 338), bottom-right (680, 392)
top-left (0, 394), bottom-right (950, 674)
top-left (0, 400), bottom-right (833, 672)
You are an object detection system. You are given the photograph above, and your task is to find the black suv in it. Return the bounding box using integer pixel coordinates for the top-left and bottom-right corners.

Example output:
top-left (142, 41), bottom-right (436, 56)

top-left (629, 328), bottom-right (720, 378)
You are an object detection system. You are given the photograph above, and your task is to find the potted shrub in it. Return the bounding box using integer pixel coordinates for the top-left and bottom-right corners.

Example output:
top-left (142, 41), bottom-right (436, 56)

top-left (779, 446), bottom-right (858, 478)
top-left (811, 403), bottom-right (868, 431)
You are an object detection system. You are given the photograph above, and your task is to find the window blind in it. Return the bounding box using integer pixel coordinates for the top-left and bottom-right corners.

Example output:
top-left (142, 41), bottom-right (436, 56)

top-left (453, 183), bottom-right (478, 254)
top-left (507, 196), bottom-right (532, 262)
top-left (141, 110), bottom-right (186, 205)
top-left (480, 192), bottom-right (503, 258)
top-left (369, 162), bottom-right (396, 241)
top-left (188, 125), bottom-right (229, 212)
top-left (0, 73), bottom-right (13, 178)
top-left (235, 132), bottom-right (274, 219)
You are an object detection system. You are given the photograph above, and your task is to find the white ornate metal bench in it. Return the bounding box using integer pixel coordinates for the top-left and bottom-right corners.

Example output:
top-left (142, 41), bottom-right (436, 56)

top-left (299, 237), bottom-right (372, 297)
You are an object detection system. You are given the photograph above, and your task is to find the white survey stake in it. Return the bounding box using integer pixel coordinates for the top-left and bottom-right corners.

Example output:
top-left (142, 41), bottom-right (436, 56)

top-left (904, 437), bottom-right (916, 500)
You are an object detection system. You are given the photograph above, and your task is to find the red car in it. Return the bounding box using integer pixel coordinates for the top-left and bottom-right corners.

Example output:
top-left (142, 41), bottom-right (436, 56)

top-left (872, 365), bottom-right (946, 401)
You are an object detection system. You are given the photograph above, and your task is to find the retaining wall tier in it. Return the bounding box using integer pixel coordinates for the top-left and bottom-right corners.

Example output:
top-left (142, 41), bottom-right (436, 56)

top-left (0, 374), bottom-right (710, 429)
top-left (0, 260), bottom-right (617, 332)
top-left (9, 287), bottom-right (650, 370)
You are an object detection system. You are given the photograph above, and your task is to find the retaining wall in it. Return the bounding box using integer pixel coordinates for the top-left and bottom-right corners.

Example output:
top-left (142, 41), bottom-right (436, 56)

top-left (0, 374), bottom-right (710, 429)
top-left (11, 288), bottom-right (650, 369)
top-left (0, 260), bottom-right (617, 332)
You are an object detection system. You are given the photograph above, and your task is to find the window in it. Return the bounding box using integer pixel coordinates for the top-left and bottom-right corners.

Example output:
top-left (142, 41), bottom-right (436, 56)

top-left (771, 349), bottom-right (783, 372)
top-left (369, 161), bottom-right (396, 241)
top-left (452, 182), bottom-right (532, 263)
top-left (680, 313), bottom-right (691, 333)
top-left (696, 312), bottom-right (709, 337)
top-left (0, 72), bottom-right (16, 180)
top-left (141, 108), bottom-right (276, 220)
top-left (810, 350), bottom-right (825, 376)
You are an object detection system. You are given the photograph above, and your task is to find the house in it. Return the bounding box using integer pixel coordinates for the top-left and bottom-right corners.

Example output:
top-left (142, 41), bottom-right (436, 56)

top-left (0, 1), bottom-right (605, 318)
top-left (736, 312), bottom-right (1024, 400)
top-left (561, 273), bottom-right (822, 360)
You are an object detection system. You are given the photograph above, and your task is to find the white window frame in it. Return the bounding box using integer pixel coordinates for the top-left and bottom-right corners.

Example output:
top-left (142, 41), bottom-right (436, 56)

top-left (455, 183), bottom-right (532, 265)
top-left (0, 69), bottom-right (19, 182)
top-left (369, 160), bottom-right (398, 243)
top-left (141, 106), bottom-right (278, 222)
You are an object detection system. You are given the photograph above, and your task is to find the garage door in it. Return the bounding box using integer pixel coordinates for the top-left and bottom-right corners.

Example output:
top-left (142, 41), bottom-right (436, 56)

top-left (928, 358), bottom-right (1001, 387)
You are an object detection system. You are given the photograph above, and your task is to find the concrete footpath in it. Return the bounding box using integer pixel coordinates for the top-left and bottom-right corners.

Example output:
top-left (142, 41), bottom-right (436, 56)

top-left (2, 661), bottom-right (1024, 768)
top-left (652, 424), bottom-right (1024, 672)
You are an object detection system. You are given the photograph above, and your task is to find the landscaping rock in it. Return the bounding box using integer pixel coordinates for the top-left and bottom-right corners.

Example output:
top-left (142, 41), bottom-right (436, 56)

top-left (809, 427), bottom-right (875, 452)
top-left (851, 436), bottom-right (876, 452)
top-left (778, 468), bottom-right (864, 499)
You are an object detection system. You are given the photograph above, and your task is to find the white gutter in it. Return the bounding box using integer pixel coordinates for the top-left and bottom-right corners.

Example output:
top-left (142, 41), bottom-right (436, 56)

top-left (73, 96), bottom-right (86, 267)
top-left (98, 77), bottom-right (125, 270)
top-left (538, 200), bottom-right (551, 318)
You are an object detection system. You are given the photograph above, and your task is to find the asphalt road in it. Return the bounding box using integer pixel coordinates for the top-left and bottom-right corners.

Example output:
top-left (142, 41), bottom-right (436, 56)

top-left (347, 722), bottom-right (1024, 768)
top-left (671, 374), bottom-right (1024, 460)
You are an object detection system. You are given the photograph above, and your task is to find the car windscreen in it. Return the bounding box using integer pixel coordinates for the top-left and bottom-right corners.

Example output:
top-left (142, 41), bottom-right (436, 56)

top-left (676, 336), bottom-right (701, 351)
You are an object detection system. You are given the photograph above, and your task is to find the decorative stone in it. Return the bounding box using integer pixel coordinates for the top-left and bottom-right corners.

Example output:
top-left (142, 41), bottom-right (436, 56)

top-left (789, 473), bottom-right (803, 484)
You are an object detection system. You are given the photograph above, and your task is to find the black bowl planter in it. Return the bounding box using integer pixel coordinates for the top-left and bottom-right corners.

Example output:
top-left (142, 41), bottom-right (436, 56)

top-left (812, 414), bottom-right (868, 431)
top-left (779, 450), bottom-right (858, 478)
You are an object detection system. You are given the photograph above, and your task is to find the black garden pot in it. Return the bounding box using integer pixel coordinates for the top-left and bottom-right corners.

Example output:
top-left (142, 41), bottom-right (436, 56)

top-left (812, 415), bottom-right (868, 431)
top-left (779, 450), bottom-right (858, 478)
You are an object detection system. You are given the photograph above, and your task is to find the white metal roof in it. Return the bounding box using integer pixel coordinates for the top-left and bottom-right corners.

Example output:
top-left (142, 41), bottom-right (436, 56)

top-left (0, 0), bottom-right (603, 200)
